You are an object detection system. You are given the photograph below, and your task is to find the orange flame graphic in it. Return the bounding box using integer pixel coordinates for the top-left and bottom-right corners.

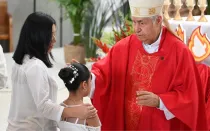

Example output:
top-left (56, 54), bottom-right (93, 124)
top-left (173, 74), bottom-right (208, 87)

top-left (188, 26), bottom-right (210, 62)
top-left (176, 24), bottom-right (185, 43)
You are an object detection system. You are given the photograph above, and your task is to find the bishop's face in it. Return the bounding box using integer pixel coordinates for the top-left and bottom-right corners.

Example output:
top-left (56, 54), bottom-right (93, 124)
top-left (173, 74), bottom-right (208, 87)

top-left (131, 16), bottom-right (162, 44)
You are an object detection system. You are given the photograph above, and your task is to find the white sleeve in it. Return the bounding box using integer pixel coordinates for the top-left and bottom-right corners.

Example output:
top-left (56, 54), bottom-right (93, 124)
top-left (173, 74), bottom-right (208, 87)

top-left (158, 98), bottom-right (175, 120)
top-left (89, 73), bottom-right (96, 98)
top-left (26, 65), bottom-right (64, 122)
top-left (0, 45), bottom-right (7, 89)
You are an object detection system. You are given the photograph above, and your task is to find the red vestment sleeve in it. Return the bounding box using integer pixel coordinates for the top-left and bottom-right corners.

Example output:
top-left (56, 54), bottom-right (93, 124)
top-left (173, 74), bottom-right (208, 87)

top-left (197, 64), bottom-right (210, 130)
top-left (159, 45), bottom-right (208, 130)
top-left (91, 36), bottom-right (131, 130)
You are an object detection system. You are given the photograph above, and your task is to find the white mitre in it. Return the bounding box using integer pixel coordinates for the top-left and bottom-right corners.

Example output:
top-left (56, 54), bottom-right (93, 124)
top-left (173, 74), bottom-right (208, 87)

top-left (128, 0), bottom-right (164, 17)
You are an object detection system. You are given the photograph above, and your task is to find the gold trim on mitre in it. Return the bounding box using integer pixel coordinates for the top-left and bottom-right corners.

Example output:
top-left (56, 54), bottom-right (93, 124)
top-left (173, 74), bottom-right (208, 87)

top-left (130, 5), bottom-right (162, 17)
top-left (149, 8), bottom-right (156, 15)
top-left (132, 7), bottom-right (140, 16)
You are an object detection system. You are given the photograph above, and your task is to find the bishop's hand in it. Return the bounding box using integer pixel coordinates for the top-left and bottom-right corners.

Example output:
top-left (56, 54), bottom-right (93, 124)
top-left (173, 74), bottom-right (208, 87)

top-left (136, 91), bottom-right (159, 108)
top-left (66, 59), bottom-right (79, 66)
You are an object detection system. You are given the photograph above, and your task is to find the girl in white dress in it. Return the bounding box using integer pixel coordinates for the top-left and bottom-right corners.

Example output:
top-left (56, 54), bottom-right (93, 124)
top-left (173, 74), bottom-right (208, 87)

top-left (58, 63), bottom-right (101, 131)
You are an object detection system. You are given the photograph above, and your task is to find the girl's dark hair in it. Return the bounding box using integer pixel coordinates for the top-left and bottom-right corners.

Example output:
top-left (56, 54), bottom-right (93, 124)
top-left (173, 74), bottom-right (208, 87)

top-left (13, 12), bottom-right (56, 68)
top-left (58, 63), bottom-right (90, 92)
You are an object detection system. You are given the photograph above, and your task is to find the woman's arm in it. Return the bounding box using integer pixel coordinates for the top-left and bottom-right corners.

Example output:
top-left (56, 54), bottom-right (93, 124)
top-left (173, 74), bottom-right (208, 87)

top-left (26, 64), bottom-right (97, 121)
top-left (86, 114), bottom-right (101, 127)
top-left (62, 104), bottom-right (97, 119)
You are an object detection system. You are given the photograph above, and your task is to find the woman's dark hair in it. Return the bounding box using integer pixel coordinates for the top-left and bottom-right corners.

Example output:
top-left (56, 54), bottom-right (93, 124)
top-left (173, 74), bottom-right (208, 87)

top-left (58, 63), bottom-right (91, 92)
top-left (13, 12), bottom-right (56, 68)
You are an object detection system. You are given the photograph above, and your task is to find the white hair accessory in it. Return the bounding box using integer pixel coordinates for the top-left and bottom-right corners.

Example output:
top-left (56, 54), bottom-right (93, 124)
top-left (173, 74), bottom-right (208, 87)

top-left (68, 65), bottom-right (79, 84)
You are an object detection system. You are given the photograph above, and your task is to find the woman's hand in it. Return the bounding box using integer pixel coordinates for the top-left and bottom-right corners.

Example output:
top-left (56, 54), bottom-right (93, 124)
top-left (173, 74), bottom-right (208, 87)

top-left (77, 103), bottom-right (97, 119)
top-left (62, 103), bottom-right (97, 119)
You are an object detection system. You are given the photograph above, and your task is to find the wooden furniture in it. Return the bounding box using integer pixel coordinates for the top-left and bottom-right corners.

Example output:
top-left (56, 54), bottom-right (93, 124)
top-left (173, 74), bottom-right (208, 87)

top-left (0, 0), bottom-right (13, 52)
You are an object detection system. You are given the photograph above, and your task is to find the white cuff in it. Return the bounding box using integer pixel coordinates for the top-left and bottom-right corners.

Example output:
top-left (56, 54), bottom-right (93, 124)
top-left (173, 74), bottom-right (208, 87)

top-left (56, 106), bottom-right (65, 122)
top-left (158, 98), bottom-right (175, 120)
top-left (89, 73), bottom-right (96, 98)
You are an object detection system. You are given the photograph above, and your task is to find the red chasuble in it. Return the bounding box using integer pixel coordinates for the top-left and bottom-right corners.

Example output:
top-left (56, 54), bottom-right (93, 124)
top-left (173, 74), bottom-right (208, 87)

top-left (91, 27), bottom-right (208, 130)
top-left (197, 64), bottom-right (210, 130)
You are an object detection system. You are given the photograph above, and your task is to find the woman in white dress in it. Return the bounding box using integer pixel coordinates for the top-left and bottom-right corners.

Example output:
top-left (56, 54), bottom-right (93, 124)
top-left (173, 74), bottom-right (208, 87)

top-left (58, 63), bottom-right (101, 131)
top-left (7, 12), bottom-right (97, 131)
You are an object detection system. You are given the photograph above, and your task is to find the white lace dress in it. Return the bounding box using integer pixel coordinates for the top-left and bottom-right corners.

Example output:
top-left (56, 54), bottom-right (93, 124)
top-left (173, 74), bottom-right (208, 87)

top-left (57, 103), bottom-right (101, 131)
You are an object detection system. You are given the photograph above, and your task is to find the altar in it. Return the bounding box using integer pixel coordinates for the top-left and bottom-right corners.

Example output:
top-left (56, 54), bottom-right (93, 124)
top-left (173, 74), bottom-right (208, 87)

top-left (168, 15), bottom-right (210, 65)
top-left (162, 0), bottom-right (210, 65)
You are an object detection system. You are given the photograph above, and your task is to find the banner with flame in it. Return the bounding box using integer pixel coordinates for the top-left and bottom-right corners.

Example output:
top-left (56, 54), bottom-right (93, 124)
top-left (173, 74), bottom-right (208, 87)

top-left (188, 26), bottom-right (210, 62)
top-left (175, 24), bottom-right (186, 44)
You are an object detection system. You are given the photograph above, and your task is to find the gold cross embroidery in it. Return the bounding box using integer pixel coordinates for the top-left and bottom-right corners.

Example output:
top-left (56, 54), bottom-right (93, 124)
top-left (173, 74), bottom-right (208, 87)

top-left (149, 8), bottom-right (156, 15)
top-left (132, 7), bottom-right (140, 16)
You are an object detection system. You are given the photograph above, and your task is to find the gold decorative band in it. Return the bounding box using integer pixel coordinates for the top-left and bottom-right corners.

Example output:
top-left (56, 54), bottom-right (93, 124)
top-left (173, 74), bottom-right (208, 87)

top-left (130, 5), bottom-right (163, 17)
